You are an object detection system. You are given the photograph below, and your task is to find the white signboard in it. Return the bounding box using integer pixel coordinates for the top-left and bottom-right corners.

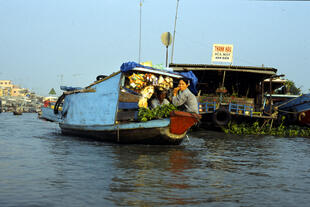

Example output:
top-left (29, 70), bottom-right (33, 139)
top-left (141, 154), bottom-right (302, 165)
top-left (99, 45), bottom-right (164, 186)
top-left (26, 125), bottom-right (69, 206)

top-left (211, 44), bottom-right (233, 63)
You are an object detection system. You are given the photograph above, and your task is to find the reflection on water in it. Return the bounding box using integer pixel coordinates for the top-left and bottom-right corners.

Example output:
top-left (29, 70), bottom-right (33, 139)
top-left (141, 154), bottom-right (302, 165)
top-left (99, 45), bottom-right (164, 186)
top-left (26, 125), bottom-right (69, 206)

top-left (1, 113), bottom-right (310, 206)
top-left (108, 146), bottom-right (200, 206)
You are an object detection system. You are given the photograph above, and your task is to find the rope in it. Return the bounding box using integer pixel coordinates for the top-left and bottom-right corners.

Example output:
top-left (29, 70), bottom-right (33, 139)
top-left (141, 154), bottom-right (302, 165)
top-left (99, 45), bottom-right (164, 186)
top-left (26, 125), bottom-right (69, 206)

top-left (54, 93), bottom-right (65, 114)
top-left (271, 94), bottom-right (302, 116)
top-left (276, 94), bottom-right (302, 108)
top-left (278, 109), bottom-right (299, 114)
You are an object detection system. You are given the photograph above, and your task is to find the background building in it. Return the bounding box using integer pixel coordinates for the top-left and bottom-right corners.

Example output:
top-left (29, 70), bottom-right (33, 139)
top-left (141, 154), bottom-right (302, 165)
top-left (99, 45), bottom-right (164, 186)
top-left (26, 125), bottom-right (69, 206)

top-left (0, 80), bottom-right (43, 112)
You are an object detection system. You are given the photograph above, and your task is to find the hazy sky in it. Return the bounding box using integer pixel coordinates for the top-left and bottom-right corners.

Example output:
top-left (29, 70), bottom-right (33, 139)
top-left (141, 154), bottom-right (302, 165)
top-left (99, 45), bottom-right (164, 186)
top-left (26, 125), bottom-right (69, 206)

top-left (0, 0), bottom-right (309, 96)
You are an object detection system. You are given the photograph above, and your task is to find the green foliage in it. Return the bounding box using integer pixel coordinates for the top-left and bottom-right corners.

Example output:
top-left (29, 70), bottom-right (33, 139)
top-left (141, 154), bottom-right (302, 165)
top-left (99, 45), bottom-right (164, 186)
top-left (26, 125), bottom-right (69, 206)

top-left (284, 80), bottom-right (301, 95)
top-left (231, 86), bottom-right (238, 97)
top-left (222, 120), bottom-right (310, 137)
top-left (138, 104), bottom-right (177, 122)
top-left (49, 88), bottom-right (56, 95)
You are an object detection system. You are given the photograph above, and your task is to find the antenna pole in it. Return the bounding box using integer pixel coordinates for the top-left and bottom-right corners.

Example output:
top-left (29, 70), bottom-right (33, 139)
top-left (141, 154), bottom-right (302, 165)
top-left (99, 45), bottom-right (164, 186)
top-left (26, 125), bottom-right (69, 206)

top-left (171, 0), bottom-right (179, 64)
top-left (139, 0), bottom-right (142, 63)
top-left (166, 46), bottom-right (169, 67)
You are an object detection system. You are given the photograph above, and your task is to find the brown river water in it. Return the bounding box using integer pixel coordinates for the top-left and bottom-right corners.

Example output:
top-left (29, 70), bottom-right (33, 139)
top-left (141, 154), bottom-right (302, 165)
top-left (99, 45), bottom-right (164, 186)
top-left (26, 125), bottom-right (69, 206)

top-left (1, 113), bottom-right (310, 206)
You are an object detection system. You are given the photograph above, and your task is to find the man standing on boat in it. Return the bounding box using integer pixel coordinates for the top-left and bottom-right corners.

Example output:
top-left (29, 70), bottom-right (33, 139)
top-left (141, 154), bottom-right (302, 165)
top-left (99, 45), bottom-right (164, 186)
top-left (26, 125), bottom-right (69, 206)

top-left (172, 79), bottom-right (199, 114)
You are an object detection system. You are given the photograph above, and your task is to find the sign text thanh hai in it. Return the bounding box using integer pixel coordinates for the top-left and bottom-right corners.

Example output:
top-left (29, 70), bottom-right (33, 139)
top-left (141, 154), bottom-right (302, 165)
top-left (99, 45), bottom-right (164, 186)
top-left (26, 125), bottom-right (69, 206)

top-left (211, 44), bottom-right (233, 63)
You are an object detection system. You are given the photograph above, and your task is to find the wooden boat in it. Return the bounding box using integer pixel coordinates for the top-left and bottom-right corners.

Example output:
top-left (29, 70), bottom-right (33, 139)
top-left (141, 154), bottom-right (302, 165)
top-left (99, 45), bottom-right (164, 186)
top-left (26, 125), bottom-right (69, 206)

top-left (13, 107), bottom-right (23, 115)
top-left (298, 110), bottom-right (310, 126)
top-left (38, 98), bottom-right (62, 122)
top-left (54, 62), bottom-right (200, 144)
top-left (13, 111), bottom-right (22, 115)
top-left (60, 111), bottom-right (200, 144)
top-left (274, 93), bottom-right (310, 126)
top-left (39, 107), bottom-right (62, 122)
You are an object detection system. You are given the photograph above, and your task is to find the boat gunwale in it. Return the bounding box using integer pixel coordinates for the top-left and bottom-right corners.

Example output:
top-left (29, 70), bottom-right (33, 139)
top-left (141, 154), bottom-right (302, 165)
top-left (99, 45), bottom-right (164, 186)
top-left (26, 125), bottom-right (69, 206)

top-left (59, 118), bottom-right (171, 131)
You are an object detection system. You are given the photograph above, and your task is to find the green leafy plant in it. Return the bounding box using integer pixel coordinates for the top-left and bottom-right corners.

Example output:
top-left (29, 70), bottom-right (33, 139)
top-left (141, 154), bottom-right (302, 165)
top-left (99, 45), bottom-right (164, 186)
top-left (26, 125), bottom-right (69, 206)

top-left (231, 86), bottom-right (238, 97)
top-left (222, 120), bottom-right (310, 137)
top-left (138, 104), bottom-right (177, 122)
top-left (284, 80), bottom-right (301, 95)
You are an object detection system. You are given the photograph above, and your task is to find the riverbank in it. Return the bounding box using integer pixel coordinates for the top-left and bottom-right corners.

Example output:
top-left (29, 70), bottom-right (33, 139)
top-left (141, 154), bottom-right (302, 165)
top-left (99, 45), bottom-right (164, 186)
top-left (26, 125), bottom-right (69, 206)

top-left (0, 95), bottom-right (43, 113)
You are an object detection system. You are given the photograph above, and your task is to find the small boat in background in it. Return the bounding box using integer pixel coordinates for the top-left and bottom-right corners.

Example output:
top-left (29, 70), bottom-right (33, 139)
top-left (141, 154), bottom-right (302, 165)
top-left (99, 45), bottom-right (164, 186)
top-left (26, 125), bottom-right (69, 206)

top-left (13, 107), bottom-right (23, 115)
top-left (53, 62), bottom-right (200, 144)
top-left (13, 111), bottom-right (22, 115)
top-left (38, 97), bottom-right (62, 122)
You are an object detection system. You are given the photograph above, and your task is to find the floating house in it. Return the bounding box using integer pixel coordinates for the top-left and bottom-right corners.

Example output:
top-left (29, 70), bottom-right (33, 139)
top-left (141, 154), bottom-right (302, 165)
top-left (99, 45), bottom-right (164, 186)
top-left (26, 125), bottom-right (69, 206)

top-left (170, 63), bottom-right (278, 126)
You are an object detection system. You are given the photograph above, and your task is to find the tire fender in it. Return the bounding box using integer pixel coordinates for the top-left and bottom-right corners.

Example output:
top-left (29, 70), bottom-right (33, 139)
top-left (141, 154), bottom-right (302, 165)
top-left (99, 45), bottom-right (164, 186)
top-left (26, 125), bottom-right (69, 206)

top-left (212, 108), bottom-right (231, 126)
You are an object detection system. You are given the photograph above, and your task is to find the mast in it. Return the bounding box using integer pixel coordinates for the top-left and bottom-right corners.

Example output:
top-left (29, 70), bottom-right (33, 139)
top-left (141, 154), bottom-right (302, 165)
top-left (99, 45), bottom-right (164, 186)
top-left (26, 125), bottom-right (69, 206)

top-left (171, 0), bottom-right (179, 64)
top-left (139, 0), bottom-right (143, 63)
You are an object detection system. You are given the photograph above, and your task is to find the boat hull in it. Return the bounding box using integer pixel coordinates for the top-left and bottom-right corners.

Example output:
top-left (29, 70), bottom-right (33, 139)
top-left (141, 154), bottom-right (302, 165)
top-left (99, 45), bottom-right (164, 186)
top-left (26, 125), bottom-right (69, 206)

top-left (59, 111), bottom-right (200, 145)
top-left (298, 109), bottom-right (310, 127)
top-left (13, 111), bottom-right (22, 115)
top-left (59, 123), bottom-right (186, 145)
top-left (39, 107), bottom-right (62, 122)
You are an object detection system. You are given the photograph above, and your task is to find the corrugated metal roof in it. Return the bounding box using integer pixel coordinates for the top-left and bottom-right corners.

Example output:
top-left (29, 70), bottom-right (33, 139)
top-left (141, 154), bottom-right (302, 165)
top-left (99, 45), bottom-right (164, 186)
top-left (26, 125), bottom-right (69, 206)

top-left (169, 63), bottom-right (277, 74)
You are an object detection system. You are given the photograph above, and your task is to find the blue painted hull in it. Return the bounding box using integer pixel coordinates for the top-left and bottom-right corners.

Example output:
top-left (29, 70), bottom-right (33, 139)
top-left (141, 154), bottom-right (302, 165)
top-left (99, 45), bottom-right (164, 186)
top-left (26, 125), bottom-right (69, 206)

top-left (278, 94), bottom-right (310, 113)
top-left (39, 107), bottom-right (62, 122)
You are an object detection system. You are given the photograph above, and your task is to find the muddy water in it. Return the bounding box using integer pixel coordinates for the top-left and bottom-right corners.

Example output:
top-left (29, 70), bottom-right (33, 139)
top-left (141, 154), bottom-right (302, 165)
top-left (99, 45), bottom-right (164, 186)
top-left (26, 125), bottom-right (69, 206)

top-left (1, 113), bottom-right (310, 206)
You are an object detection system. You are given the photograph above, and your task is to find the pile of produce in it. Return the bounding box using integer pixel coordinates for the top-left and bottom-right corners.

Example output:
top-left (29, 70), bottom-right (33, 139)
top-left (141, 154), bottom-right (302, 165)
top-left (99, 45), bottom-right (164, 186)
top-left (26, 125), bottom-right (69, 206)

top-left (138, 104), bottom-right (177, 122)
top-left (127, 73), bottom-right (173, 91)
top-left (126, 72), bottom-right (174, 109)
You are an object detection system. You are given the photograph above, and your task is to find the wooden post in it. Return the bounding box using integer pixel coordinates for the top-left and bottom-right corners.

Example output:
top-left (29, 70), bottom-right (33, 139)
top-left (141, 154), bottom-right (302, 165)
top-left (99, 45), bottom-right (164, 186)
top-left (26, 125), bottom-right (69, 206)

top-left (166, 46), bottom-right (169, 67)
top-left (269, 78), bottom-right (273, 114)
top-left (261, 81), bottom-right (264, 107)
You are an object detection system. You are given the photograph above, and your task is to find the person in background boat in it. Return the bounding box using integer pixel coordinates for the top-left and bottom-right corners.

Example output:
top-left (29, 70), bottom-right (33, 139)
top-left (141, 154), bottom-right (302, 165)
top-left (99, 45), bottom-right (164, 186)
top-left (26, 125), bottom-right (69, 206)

top-left (172, 79), bottom-right (199, 114)
top-left (150, 89), bottom-right (170, 108)
top-left (43, 100), bottom-right (50, 107)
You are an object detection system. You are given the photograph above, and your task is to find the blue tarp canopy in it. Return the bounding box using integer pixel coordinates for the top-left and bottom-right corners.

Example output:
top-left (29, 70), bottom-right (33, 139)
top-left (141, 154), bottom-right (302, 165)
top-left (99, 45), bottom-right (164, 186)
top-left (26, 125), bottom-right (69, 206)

top-left (60, 86), bottom-right (83, 91)
top-left (278, 93), bottom-right (310, 112)
top-left (120, 61), bottom-right (153, 72)
top-left (179, 71), bottom-right (198, 95)
top-left (120, 61), bottom-right (198, 95)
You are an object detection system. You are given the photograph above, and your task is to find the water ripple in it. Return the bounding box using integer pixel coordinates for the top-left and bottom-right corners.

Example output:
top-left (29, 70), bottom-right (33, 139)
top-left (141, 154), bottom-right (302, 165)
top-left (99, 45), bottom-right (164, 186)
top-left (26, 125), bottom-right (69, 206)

top-left (1, 113), bottom-right (310, 206)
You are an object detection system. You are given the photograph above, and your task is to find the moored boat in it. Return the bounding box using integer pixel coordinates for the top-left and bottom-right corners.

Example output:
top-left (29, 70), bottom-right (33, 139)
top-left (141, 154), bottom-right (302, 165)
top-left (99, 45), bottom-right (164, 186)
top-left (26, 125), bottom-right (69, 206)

top-left (38, 97), bottom-right (62, 122)
top-left (170, 63), bottom-right (279, 127)
top-left (298, 110), bottom-right (310, 126)
top-left (60, 111), bottom-right (200, 144)
top-left (39, 107), bottom-right (62, 122)
top-left (54, 62), bottom-right (200, 144)
top-left (275, 93), bottom-right (310, 126)
top-left (13, 111), bottom-right (22, 115)
top-left (13, 107), bottom-right (23, 115)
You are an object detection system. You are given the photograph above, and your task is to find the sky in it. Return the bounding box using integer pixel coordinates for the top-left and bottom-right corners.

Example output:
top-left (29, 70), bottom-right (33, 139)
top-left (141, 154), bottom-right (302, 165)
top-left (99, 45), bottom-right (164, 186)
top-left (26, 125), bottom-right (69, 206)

top-left (0, 0), bottom-right (309, 96)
